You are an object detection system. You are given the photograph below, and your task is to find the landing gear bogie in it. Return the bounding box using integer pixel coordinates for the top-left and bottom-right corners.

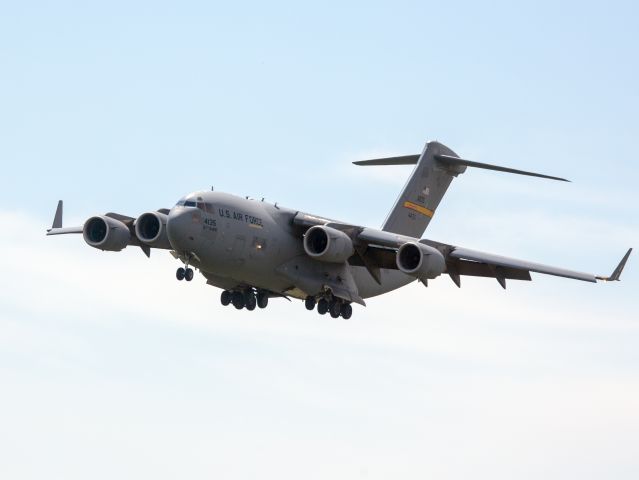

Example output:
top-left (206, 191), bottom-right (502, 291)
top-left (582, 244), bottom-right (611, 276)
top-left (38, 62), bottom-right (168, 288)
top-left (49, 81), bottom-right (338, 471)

top-left (307, 294), bottom-right (353, 319)
top-left (220, 288), bottom-right (269, 311)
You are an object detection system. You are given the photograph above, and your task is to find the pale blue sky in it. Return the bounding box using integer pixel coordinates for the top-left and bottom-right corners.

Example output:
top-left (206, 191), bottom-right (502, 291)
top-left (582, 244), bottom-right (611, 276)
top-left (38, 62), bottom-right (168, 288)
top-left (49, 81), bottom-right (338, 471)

top-left (1, 1), bottom-right (638, 479)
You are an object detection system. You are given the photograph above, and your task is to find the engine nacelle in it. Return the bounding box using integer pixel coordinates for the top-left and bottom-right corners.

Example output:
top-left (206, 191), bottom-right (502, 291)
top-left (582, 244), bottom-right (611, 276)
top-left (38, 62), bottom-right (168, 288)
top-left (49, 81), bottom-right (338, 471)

top-left (135, 211), bottom-right (171, 249)
top-left (83, 216), bottom-right (131, 252)
top-left (396, 242), bottom-right (446, 280)
top-left (303, 225), bottom-right (354, 263)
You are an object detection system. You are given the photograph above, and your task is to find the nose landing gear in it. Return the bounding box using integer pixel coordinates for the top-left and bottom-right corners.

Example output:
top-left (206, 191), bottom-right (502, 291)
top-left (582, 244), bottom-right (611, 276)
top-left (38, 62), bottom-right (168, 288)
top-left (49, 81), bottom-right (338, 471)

top-left (176, 267), bottom-right (194, 281)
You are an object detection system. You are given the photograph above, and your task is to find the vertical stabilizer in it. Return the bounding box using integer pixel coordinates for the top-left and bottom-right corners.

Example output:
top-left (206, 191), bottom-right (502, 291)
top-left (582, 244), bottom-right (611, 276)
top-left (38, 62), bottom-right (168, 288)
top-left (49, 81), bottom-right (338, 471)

top-left (380, 141), bottom-right (462, 237)
top-left (354, 141), bottom-right (570, 238)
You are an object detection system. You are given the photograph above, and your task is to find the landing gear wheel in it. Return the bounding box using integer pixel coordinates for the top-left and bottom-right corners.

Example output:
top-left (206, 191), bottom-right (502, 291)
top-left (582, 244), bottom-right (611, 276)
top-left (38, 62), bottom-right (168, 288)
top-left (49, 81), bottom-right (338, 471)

top-left (329, 301), bottom-right (341, 318)
top-left (176, 267), bottom-right (185, 281)
top-left (340, 303), bottom-right (353, 320)
top-left (184, 268), bottom-right (194, 281)
top-left (232, 291), bottom-right (245, 310)
top-left (305, 297), bottom-right (316, 311)
top-left (220, 290), bottom-right (231, 306)
top-left (257, 293), bottom-right (269, 309)
top-left (317, 299), bottom-right (329, 315)
top-left (245, 293), bottom-right (257, 311)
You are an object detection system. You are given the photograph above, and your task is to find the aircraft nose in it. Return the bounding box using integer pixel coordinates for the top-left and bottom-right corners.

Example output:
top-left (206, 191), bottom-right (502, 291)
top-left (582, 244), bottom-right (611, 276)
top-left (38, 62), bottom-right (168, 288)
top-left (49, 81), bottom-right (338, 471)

top-left (167, 208), bottom-right (195, 250)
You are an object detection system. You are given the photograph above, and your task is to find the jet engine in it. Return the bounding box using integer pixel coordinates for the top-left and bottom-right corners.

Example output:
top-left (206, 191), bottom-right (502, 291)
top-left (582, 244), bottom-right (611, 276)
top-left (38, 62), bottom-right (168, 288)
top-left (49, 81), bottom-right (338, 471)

top-left (303, 225), bottom-right (354, 263)
top-left (135, 211), bottom-right (171, 249)
top-left (396, 242), bottom-right (446, 280)
top-left (83, 216), bottom-right (131, 252)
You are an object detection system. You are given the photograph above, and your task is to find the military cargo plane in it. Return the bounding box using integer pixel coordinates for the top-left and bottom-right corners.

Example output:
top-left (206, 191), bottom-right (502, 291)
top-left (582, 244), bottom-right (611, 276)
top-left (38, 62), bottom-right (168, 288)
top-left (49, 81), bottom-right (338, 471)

top-left (47, 141), bottom-right (631, 319)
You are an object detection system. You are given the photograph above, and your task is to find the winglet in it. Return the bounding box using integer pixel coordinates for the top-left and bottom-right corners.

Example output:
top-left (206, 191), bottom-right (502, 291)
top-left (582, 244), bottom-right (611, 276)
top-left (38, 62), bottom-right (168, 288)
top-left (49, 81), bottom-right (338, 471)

top-left (596, 248), bottom-right (632, 282)
top-left (46, 201), bottom-right (84, 236)
top-left (51, 200), bottom-right (63, 229)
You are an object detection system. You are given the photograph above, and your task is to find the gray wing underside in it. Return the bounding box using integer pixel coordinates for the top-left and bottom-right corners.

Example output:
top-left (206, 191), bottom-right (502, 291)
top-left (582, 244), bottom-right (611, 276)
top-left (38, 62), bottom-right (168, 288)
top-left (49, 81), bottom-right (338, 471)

top-left (293, 213), bottom-right (631, 288)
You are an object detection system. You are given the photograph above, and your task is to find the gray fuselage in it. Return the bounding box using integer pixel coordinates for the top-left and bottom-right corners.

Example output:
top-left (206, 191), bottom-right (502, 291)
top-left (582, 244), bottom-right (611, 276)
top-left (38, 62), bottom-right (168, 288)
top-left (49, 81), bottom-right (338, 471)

top-left (166, 191), bottom-right (414, 300)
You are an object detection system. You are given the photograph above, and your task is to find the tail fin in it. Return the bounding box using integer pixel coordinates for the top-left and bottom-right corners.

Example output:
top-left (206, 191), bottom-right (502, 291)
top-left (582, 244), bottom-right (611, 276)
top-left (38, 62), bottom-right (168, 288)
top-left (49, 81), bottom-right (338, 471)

top-left (354, 141), bottom-right (569, 238)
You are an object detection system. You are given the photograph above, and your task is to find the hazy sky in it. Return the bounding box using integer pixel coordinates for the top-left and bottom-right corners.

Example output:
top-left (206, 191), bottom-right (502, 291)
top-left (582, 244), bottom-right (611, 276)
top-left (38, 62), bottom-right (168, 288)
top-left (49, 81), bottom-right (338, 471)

top-left (1, 1), bottom-right (638, 479)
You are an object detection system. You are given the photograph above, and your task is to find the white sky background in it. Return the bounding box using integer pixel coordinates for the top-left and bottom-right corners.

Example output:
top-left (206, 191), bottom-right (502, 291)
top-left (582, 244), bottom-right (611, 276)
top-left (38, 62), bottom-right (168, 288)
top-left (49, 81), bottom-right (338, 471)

top-left (1, 1), bottom-right (638, 479)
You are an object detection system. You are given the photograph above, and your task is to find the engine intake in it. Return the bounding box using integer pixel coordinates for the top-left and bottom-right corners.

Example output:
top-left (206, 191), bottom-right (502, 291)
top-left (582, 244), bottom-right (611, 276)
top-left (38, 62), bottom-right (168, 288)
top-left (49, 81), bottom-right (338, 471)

top-left (83, 216), bottom-right (131, 252)
top-left (303, 225), bottom-right (354, 263)
top-left (135, 212), bottom-right (171, 249)
top-left (396, 242), bottom-right (446, 280)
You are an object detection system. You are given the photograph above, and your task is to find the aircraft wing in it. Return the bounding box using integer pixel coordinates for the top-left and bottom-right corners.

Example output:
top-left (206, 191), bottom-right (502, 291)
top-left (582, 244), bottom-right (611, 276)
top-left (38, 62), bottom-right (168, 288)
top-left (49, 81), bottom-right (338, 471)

top-left (45, 200), bottom-right (164, 258)
top-left (293, 213), bottom-right (632, 288)
top-left (447, 247), bottom-right (596, 283)
top-left (358, 227), bottom-right (631, 287)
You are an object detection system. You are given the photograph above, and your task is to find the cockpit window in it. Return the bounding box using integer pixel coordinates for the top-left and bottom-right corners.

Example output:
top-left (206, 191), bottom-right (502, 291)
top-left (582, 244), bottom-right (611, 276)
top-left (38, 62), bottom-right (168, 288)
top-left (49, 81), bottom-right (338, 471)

top-left (175, 198), bottom-right (210, 211)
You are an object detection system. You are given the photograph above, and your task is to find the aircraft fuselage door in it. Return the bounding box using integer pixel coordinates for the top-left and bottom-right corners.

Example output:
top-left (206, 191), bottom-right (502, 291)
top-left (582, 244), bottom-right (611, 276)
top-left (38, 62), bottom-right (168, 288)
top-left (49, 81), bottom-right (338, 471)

top-left (231, 235), bottom-right (246, 266)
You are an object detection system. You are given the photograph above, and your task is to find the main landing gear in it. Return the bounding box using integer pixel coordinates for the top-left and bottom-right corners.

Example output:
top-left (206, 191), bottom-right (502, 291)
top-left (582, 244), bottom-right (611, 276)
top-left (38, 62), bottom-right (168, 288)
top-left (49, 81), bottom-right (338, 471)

top-left (220, 288), bottom-right (269, 311)
top-left (305, 295), bottom-right (352, 319)
top-left (176, 267), bottom-right (194, 281)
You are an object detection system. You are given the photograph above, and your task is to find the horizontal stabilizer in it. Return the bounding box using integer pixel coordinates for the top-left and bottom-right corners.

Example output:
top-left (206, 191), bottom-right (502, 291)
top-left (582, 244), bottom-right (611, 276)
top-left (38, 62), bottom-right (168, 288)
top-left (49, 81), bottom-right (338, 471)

top-left (434, 155), bottom-right (570, 182)
top-left (353, 154), bottom-right (420, 166)
top-left (352, 151), bottom-right (569, 182)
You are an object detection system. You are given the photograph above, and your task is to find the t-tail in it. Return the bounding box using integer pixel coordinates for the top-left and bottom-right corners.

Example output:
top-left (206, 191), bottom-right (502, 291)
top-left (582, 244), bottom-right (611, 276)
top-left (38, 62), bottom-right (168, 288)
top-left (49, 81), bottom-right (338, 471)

top-left (353, 141), bottom-right (569, 238)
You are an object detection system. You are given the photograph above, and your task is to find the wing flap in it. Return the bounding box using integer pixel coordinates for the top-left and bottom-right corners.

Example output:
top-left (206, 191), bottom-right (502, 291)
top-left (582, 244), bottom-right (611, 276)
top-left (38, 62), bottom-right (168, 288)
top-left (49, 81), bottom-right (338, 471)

top-left (453, 259), bottom-right (532, 280)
